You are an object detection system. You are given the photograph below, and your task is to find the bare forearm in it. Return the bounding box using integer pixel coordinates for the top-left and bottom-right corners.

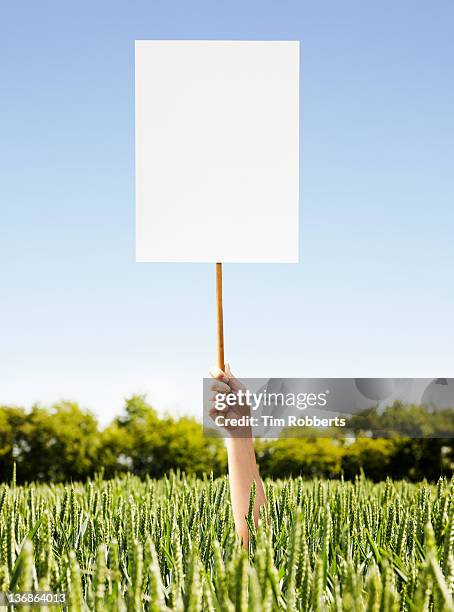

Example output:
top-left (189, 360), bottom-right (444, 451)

top-left (208, 364), bottom-right (266, 546)
top-left (226, 436), bottom-right (266, 546)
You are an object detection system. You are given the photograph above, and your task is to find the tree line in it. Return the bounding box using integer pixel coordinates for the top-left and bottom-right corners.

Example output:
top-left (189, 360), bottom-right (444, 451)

top-left (0, 396), bottom-right (453, 483)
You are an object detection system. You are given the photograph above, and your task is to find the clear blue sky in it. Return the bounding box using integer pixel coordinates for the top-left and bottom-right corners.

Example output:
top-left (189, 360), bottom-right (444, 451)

top-left (1, 0), bottom-right (453, 424)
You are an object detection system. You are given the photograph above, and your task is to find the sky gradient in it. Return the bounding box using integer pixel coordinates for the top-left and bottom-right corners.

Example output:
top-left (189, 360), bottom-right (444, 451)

top-left (1, 0), bottom-right (453, 424)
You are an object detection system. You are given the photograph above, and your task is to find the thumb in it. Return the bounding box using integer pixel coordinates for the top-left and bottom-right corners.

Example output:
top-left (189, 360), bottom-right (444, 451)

top-left (224, 363), bottom-right (245, 393)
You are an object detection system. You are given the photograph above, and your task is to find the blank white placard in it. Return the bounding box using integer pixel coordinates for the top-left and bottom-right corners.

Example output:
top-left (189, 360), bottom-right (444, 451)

top-left (135, 40), bottom-right (299, 263)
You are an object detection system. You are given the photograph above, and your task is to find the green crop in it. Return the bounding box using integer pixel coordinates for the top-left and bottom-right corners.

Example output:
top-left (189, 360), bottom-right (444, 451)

top-left (0, 472), bottom-right (453, 610)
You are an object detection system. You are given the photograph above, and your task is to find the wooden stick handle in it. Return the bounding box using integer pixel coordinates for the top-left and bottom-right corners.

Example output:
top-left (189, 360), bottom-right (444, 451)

top-left (215, 262), bottom-right (225, 371)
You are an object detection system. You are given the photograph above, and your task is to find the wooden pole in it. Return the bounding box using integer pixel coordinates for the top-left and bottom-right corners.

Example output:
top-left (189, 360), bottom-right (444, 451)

top-left (215, 262), bottom-right (225, 371)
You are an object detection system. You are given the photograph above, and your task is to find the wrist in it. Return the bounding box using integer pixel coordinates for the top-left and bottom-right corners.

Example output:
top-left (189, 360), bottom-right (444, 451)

top-left (226, 434), bottom-right (254, 448)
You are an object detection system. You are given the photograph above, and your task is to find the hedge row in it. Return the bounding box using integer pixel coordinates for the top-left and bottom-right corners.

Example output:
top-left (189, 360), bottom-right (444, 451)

top-left (0, 395), bottom-right (452, 483)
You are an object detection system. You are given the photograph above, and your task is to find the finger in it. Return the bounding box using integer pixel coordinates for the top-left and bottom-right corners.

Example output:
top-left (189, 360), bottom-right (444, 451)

top-left (209, 366), bottom-right (229, 383)
top-left (210, 381), bottom-right (231, 393)
top-left (210, 392), bottom-right (227, 402)
top-left (209, 400), bottom-right (227, 411)
top-left (209, 407), bottom-right (227, 422)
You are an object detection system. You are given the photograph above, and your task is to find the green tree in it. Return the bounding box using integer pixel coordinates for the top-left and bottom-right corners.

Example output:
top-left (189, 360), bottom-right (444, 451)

top-left (19, 402), bottom-right (100, 482)
top-left (341, 438), bottom-right (395, 481)
top-left (256, 437), bottom-right (344, 479)
top-left (99, 395), bottom-right (226, 478)
top-left (0, 405), bottom-right (27, 480)
top-left (347, 402), bottom-right (454, 481)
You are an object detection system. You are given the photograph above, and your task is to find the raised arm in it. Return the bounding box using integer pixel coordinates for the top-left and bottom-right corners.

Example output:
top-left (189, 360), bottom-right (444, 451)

top-left (209, 364), bottom-right (266, 547)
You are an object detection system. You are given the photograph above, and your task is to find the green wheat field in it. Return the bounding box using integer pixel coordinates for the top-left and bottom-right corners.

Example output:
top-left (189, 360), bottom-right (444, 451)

top-left (0, 473), bottom-right (453, 611)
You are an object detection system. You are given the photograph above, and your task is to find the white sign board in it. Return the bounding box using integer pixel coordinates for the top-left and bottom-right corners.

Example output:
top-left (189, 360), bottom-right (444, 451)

top-left (135, 40), bottom-right (299, 263)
